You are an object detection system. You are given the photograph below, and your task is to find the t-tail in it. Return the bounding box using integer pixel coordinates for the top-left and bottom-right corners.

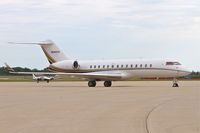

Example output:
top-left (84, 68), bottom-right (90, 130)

top-left (8, 40), bottom-right (70, 64)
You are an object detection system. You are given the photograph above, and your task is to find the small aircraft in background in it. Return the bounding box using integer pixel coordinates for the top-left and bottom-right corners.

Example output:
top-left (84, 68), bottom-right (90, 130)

top-left (32, 74), bottom-right (54, 83)
top-left (5, 63), bottom-right (54, 83)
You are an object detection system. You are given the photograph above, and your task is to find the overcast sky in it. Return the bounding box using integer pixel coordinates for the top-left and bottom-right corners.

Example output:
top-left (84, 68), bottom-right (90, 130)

top-left (0, 0), bottom-right (200, 71)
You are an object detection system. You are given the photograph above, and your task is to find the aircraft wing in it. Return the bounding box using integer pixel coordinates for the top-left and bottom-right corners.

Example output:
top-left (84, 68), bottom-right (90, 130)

top-left (5, 63), bottom-right (123, 80)
top-left (9, 71), bottom-right (123, 80)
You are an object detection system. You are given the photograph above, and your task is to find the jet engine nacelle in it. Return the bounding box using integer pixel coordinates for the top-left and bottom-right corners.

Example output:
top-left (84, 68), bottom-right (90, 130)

top-left (50, 60), bottom-right (80, 70)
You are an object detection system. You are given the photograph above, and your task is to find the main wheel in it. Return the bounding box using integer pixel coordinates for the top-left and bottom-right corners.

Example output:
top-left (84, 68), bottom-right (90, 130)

top-left (88, 81), bottom-right (96, 87)
top-left (104, 81), bottom-right (112, 87)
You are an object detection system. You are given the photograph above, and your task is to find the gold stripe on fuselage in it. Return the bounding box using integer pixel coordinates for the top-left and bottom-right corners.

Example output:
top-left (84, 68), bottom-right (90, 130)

top-left (41, 46), bottom-right (56, 63)
top-left (49, 65), bottom-right (183, 73)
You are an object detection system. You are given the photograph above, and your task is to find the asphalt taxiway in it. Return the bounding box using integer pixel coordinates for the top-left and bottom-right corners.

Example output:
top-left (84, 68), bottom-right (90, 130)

top-left (0, 81), bottom-right (199, 133)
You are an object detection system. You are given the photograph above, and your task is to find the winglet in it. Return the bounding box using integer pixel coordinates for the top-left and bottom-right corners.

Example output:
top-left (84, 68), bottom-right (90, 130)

top-left (4, 63), bottom-right (15, 72)
top-left (32, 74), bottom-right (37, 79)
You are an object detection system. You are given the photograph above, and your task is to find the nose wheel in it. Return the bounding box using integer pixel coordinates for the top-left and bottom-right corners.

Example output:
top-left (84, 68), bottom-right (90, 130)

top-left (173, 78), bottom-right (179, 87)
top-left (88, 81), bottom-right (96, 87)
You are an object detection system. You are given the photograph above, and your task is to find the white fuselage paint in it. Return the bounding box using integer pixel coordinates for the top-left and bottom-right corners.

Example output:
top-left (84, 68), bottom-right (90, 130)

top-left (50, 59), bottom-right (191, 81)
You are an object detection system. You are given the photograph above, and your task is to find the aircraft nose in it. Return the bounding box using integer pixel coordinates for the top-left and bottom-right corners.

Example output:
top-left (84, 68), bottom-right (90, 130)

top-left (184, 68), bottom-right (192, 74)
top-left (186, 70), bottom-right (192, 75)
top-left (178, 68), bottom-right (192, 76)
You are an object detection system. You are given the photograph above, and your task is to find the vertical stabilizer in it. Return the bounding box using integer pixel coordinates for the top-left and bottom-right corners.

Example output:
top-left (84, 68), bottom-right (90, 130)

top-left (39, 40), bottom-right (69, 64)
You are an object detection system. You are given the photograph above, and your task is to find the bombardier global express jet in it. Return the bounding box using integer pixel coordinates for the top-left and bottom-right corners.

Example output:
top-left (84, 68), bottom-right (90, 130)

top-left (7, 40), bottom-right (191, 87)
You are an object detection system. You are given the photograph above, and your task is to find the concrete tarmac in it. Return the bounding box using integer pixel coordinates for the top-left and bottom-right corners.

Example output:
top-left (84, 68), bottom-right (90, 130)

top-left (0, 81), bottom-right (199, 133)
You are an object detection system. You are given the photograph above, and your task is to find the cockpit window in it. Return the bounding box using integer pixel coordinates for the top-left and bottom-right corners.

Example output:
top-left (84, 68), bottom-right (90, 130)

top-left (166, 62), bottom-right (181, 65)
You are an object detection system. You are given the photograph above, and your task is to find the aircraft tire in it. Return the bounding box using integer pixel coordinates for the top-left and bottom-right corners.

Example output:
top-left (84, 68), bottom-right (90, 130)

top-left (173, 83), bottom-right (179, 87)
top-left (88, 81), bottom-right (96, 87)
top-left (104, 81), bottom-right (112, 87)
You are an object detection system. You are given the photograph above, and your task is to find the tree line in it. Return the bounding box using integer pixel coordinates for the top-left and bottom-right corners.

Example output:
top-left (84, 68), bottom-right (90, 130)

top-left (191, 71), bottom-right (200, 75)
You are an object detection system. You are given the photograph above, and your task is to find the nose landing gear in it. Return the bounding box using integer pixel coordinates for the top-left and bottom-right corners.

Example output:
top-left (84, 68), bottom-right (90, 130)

top-left (172, 78), bottom-right (179, 87)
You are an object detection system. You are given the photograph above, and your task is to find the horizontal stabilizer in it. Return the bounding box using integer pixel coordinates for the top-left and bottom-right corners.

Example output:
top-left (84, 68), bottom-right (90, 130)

top-left (8, 40), bottom-right (70, 63)
top-left (8, 40), bottom-right (53, 45)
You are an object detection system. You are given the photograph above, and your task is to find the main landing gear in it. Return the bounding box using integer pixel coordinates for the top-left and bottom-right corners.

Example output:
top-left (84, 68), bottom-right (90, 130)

top-left (172, 78), bottom-right (179, 87)
top-left (88, 81), bottom-right (97, 87)
top-left (88, 81), bottom-right (112, 87)
top-left (104, 81), bottom-right (112, 87)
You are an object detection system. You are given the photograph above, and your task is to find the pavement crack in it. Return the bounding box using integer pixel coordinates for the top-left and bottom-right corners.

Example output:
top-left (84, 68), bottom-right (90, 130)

top-left (145, 98), bottom-right (178, 133)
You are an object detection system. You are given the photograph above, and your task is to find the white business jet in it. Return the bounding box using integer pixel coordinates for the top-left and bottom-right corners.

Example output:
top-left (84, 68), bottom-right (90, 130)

top-left (32, 74), bottom-right (54, 83)
top-left (7, 40), bottom-right (191, 87)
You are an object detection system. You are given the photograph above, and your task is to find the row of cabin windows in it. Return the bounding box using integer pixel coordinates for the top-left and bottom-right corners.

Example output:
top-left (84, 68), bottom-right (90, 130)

top-left (90, 64), bottom-right (153, 69)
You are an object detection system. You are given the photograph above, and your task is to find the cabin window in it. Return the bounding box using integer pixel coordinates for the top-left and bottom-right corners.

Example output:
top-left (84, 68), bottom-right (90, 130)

top-left (145, 64), bottom-right (147, 68)
top-left (135, 64), bottom-right (138, 68)
top-left (98, 65), bottom-right (100, 68)
top-left (112, 65), bottom-right (114, 68)
top-left (140, 64), bottom-right (143, 68)
top-left (121, 65), bottom-right (123, 68)
top-left (131, 64), bottom-right (133, 68)
top-left (90, 65), bottom-right (92, 68)
top-left (107, 65), bottom-right (109, 68)
top-left (150, 64), bottom-right (152, 68)
top-left (126, 65), bottom-right (128, 68)
top-left (94, 65), bottom-right (96, 68)
top-left (103, 65), bottom-right (105, 68)
top-left (117, 65), bottom-right (119, 68)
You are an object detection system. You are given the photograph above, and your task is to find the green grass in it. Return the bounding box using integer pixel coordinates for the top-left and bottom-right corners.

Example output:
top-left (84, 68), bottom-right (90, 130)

top-left (0, 75), bottom-right (199, 82)
top-left (0, 75), bottom-right (84, 82)
top-left (0, 76), bottom-right (31, 82)
top-left (190, 75), bottom-right (200, 78)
